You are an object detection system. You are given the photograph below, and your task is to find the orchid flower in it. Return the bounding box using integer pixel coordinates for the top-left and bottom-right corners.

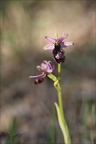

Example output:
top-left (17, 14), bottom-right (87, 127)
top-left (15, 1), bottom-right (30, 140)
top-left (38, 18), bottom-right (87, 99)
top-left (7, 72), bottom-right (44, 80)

top-left (43, 34), bottom-right (74, 63)
top-left (29, 60), bottom-right (55, 84)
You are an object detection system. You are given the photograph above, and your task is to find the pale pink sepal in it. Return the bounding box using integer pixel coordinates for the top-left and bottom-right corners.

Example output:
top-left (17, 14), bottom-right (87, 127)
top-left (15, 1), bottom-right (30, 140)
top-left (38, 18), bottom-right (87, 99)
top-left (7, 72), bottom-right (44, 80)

top-left (60, 42), bottom-right (74, 48)
top-left (43, 43), bottom-right (54, 50)
top-left (29, 73), bottom-right (46, 79)
top-left (45, 36), bottom-right (56, 44)
top-left (58, 34), bottom-right (68, 42)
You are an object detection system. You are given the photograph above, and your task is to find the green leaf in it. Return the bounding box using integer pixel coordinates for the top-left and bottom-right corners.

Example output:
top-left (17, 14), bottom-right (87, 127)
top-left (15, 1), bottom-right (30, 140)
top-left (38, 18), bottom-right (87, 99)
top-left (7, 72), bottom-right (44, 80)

top-left (55, 103), bottom-right (64, 134)
top-left (7, 117), bottom-right (17, 144)
top-left (49, 107), bottom-right (56, 144)
top-left (55, 103), bottom-right (70, 144)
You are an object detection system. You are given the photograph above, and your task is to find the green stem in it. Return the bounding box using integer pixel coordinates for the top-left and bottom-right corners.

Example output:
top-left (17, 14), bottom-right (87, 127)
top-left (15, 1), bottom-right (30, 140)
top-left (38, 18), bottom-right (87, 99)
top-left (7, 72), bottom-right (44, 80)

top-left (58, 64), bottom-right (63, 113)
top-left (57, 63), bottom-right (71, 144)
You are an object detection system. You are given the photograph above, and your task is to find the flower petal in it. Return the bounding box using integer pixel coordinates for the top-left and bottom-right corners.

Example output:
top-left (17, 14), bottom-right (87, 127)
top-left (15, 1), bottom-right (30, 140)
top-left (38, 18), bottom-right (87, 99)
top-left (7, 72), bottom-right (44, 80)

top-left (40, 61), bottom-right (48, 71)
top-left (37, 60), bottom-right (49, 72)
top-left (47, 61), bottom-right (55, 73)
top-left (43, 43), bottom-right (54, 50)
top-left (60, 42), bottom-right (74, 48)
top-left (58, 34), bottom-right (68, 42)
top-left (37, 61), bottom-right (55, 73)
top-left (45, 36), bottom-right (56, 44)
top-left (29, 72), bottom-right (46, 79)
top-left (64, 41), bottom-right (74, 46)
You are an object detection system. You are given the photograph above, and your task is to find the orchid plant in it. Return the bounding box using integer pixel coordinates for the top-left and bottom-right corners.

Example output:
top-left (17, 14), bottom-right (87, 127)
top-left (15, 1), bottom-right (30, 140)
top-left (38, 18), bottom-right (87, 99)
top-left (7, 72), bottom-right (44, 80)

top-left (29, 33), bottom-right (74, 144)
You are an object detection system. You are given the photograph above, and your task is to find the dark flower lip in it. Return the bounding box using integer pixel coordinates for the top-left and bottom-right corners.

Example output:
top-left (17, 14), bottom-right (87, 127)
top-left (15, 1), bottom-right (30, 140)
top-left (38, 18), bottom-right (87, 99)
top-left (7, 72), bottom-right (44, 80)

top-left (29, 72), bottom-right (46, 84)
top-left (54, 56), bottom-right (65, 63)
top-left (53, 49), bottom-right (65, 63)
top-left (34, 78), bottom-right (44, 84)
top-left (29, 61), bottom-right (55, 84)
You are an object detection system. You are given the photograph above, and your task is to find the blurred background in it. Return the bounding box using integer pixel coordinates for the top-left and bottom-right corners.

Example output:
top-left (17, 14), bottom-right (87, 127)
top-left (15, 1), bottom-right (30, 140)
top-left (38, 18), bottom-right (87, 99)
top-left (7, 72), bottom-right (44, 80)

top-left (0, 0), bottom-right (96, 144)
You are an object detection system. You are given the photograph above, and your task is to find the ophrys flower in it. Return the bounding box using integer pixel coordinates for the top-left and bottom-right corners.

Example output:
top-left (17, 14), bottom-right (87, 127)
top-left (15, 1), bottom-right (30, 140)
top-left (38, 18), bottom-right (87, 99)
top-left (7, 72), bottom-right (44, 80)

top-left (29, 60), bottom-right (55, 84)
top-left (43, 34), bottom-right (74, 63)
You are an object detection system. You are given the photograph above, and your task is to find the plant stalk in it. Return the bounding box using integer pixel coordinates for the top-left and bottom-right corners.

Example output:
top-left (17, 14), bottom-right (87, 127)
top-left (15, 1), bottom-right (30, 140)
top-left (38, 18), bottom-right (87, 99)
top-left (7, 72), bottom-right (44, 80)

top-left (57, 63), bottom-right (71, 144)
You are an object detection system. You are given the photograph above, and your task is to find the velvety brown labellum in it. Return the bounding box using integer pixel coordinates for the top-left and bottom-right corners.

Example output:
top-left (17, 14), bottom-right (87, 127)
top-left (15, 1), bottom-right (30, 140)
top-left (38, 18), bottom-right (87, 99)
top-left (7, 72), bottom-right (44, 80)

top-left (34, 78), bottom-right (44, 84)
top-left (53, 48), bottom-right (65, 63)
